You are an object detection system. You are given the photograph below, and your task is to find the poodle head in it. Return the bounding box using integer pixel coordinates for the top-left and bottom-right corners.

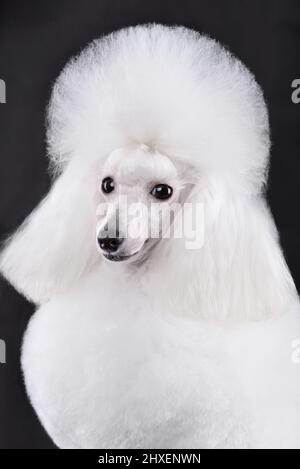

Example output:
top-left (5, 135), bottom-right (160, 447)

top-left (2, 24), bottom-right (294, 318)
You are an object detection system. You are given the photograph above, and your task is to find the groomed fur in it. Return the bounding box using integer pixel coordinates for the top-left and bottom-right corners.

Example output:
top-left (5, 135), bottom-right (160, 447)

top-left (47, 25), bottom-right (269, 195)
top-left (1, 25), bottom-right (300, 449)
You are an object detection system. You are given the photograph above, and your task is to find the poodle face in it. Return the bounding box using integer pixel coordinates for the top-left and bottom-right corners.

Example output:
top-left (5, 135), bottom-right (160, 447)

top-left (96, 144), bottom-right (186, 264)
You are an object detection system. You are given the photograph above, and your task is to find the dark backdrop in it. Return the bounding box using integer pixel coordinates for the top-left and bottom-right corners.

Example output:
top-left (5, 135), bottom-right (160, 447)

top-left (0, 0), bottom-right (299, 449)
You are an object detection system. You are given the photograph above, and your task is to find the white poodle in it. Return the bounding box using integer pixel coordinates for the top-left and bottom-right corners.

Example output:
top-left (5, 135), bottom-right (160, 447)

top-left (1, 24), bottom-right (300, 449)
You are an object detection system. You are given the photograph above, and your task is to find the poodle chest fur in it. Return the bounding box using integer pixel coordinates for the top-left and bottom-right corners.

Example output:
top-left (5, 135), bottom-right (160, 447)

top-left (21, 267), bottom-right (300, 449)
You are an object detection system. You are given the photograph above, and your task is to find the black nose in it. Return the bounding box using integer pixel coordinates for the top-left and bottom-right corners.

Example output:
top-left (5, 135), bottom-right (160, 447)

top-left (98, 236), bottom-right (123, 253)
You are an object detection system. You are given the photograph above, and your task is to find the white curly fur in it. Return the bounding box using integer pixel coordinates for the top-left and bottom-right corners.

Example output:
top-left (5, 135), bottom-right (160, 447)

top-left (1, 24), bottom-right (300, 448)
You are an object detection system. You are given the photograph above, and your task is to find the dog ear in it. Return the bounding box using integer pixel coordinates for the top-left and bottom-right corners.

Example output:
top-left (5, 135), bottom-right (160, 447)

top-left (210, 197), bottom-right (297, 319)
top-left (152, 188), bottom-right (298, 321)
top-left (0, 159), bottom-right (98, 304)
top-left (195, 193), bottom-right (298, 320)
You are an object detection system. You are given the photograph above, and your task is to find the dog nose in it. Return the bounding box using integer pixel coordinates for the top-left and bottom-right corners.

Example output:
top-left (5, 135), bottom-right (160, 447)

top-left (98, 236), bottom-right (123, 253)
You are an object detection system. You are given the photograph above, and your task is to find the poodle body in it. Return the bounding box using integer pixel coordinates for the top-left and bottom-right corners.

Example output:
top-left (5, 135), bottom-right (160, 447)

top-left (1, 25), bottom-right (300, 448)
top-left (22, 262), bottom-right (300, 449)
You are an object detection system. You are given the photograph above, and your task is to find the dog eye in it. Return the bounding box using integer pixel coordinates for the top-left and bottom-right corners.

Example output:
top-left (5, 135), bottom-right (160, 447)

top-left (150, 184), bottom-right (173, 200)
top-left (101, 177), bottom-right (115, 194)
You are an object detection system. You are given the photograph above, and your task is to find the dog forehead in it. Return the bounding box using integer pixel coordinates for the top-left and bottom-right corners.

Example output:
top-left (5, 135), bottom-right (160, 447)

top-left (102, 145), bottom-right (178, 182)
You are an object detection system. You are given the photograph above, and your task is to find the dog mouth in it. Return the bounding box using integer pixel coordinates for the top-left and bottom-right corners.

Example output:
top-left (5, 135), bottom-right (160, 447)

top-left (103, 251), bottom-right (140, 262)
top-left (102, 239), bottom-right (151, 263)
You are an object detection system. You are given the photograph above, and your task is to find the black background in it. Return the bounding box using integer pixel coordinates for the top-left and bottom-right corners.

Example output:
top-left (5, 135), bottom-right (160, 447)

top-left (0, 0), bottom-right (299, 449)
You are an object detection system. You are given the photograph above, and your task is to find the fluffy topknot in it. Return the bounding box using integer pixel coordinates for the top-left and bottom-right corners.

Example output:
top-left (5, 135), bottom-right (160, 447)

top-left (47, 24), bottom-right (270, 195)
